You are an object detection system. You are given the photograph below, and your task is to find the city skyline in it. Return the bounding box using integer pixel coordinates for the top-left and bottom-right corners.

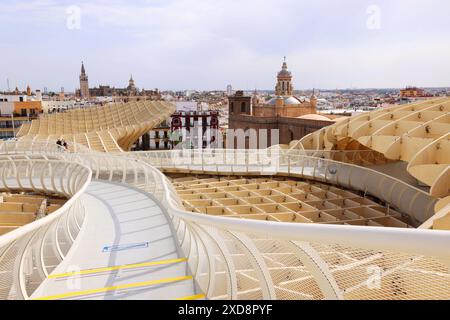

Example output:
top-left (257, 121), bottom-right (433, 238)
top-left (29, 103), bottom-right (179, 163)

top-left (1, 0), bottom-right (450, 91)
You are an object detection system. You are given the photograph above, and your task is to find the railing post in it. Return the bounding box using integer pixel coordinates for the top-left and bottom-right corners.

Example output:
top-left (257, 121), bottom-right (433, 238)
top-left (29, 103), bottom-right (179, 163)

top-left (201, 149), bottom-right (204, 172)
top-left (229, 231), bottom-right (276, 300)
top-left (290, 241), bottom-right (343, 300)
top-left (246, 151), bottom-right (249, 173)
top-left (288, 155), bottom-right (291, 175)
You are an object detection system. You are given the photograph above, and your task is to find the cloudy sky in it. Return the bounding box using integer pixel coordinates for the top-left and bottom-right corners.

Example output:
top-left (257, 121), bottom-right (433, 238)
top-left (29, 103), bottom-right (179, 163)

top-left (0, 0), bottom-right (449, 91)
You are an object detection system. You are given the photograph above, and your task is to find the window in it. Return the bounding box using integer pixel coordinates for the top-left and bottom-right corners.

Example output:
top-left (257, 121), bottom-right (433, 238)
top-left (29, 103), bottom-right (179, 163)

top-left (230, 102), bottom-right (234, 114)
top-left (245, 128), bottom-right (250, 139)
top-left (0, 131), bottom-right (14, 139)
top-left (241, 102), bottom-right (246, 113)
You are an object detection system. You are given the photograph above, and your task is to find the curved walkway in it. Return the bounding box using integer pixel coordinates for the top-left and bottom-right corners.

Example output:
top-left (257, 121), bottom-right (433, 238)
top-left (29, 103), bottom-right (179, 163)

top-left (31, 181), bottom-right (197, 300)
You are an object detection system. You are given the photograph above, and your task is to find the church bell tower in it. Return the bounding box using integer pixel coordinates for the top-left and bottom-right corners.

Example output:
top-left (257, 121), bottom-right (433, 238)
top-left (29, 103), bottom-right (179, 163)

top-left (275, 57), bottom-right (293, 97)
top-left (79, 62), bottom-right (90, 99)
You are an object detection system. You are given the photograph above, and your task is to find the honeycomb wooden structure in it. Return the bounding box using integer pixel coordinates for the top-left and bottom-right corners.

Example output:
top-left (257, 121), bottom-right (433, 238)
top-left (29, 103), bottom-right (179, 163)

top-left (17, 101), bottom-right (175, 152)
top-left (169, 175), bottom-right (413, 228)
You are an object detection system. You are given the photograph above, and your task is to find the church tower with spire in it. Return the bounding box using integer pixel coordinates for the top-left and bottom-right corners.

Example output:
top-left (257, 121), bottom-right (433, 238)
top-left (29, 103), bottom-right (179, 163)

top-left (275, 57), bottom-right (294, 97)
top-left (79, 62), bottom-right (90, 99)
top-left (127, 74), bottom-right (137, 95)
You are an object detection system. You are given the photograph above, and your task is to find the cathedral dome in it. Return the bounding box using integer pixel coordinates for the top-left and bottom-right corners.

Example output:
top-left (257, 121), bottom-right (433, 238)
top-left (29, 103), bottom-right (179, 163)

top-left (266, 96), bottom-right (301, 106)
top-left (278, 70), bottom-right (292, 77)
top-left (284, 96), bottom-right (301, 105)
top-left (277, 61), bottom-right (292, 78)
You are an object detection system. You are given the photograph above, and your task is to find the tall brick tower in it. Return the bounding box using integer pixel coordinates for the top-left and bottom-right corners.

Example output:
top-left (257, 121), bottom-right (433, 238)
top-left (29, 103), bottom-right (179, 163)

top-left (275, 57), bottom-right (293, 97)
top-left (79, 62), bottom-right (90, 100)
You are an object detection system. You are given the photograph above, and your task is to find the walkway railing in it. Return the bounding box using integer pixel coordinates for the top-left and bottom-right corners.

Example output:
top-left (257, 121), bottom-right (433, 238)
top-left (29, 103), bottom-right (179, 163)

top-left (131, 148), bottom-right (386, 165)
top-left (0, 139), bottom-right (93, 155)
top-left (0, 157), bottom-right (91, 300)
top-left (0, 140), bottom-right (60, 155)
top-left (1, 143), bottom-right (449, 300)
top-left (61, 151), bottom-right (450, 300)
top-left (130, 149), bottom-right (437, 225)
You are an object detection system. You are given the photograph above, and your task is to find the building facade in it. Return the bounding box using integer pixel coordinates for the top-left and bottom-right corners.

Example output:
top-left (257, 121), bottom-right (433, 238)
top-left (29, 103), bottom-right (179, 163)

top-left (400, 86), bottom-right (433, 98)
top-left (0, 116), bottom-right (30, 139)
top-left (135, 111), bottom-right (220, 151)
top-left (0, 94), bottom-right (41, 139)
top-left (0, 94), bottom-right (43, 116)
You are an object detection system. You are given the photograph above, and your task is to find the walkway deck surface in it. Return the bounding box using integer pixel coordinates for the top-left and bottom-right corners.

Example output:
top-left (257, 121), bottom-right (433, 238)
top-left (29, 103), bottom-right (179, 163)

top-left (31, 181), bottom-right (196, 300)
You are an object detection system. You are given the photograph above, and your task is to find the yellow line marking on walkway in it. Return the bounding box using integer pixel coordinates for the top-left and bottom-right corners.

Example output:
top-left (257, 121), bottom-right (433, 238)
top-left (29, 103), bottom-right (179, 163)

top-left (175, 294), bottom-right (206, 300)
top-left (48, 258), bottom-right (188, 279)
top-left (34, 276), bottom-right (193, 300)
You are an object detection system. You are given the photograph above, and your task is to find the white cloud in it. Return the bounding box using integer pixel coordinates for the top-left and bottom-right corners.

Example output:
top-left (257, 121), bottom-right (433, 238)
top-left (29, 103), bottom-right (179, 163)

top-left (0, 0), bottom-right (449, 90)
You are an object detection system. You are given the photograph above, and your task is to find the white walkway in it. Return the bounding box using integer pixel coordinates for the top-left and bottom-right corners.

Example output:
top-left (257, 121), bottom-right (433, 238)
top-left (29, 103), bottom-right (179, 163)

top-left (31, 181), bottom-right (197, 300)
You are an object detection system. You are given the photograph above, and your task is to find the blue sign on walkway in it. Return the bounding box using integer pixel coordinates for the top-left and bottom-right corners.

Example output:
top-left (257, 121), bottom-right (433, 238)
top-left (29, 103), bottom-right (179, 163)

top-left (102, 242), bottom-right (149, 253)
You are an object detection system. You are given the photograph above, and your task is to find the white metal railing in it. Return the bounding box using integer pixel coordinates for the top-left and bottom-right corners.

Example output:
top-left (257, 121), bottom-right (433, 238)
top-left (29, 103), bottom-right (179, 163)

top-left (59, 151), bottom-right (450, 300)
top-left (130, 148), bottom-right (386, 165)
top-left (129, 149), bottom-right (437, 225)
top-left (0, 140), bottom-right (61, 155)
top-left (0, 157), bottom-right (91, 300)
top-left (1, 142), bottom-right (449, 300)
top-left (0, 139), bottom-right (92, 155)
